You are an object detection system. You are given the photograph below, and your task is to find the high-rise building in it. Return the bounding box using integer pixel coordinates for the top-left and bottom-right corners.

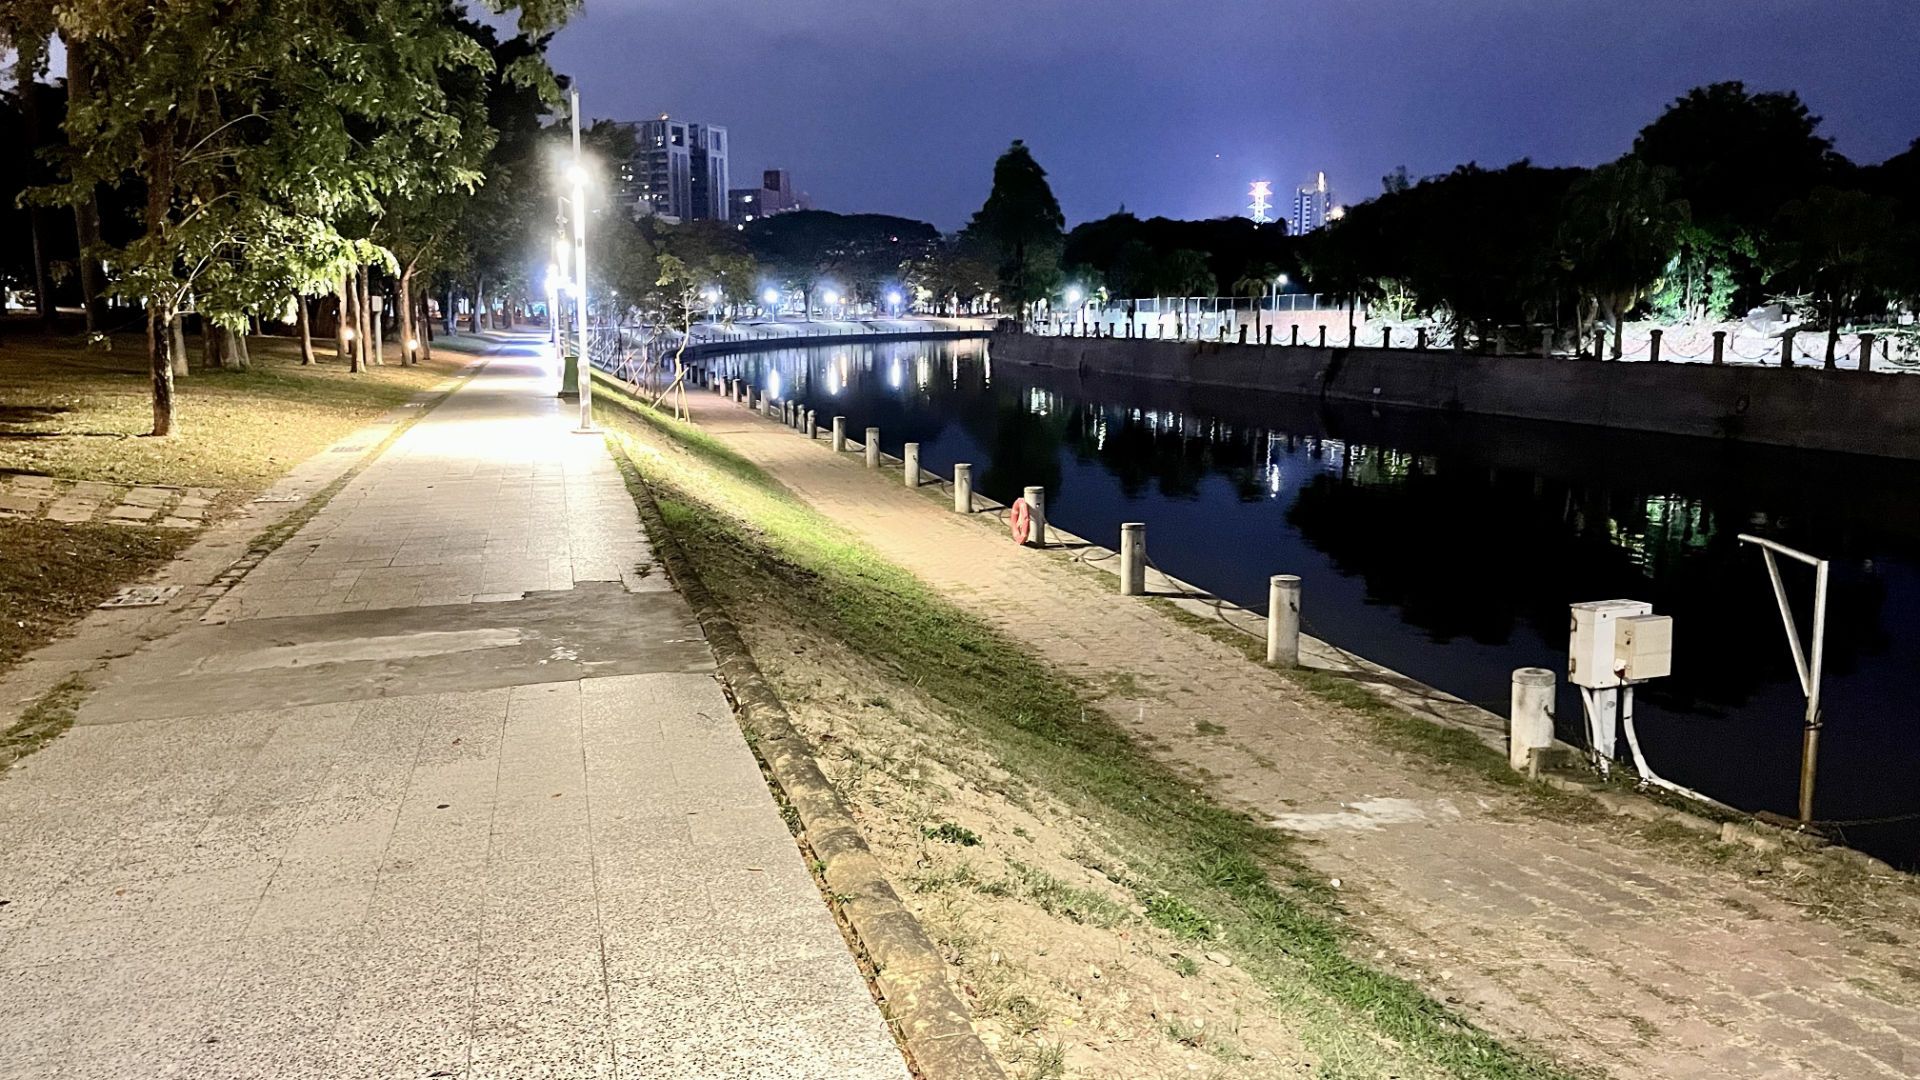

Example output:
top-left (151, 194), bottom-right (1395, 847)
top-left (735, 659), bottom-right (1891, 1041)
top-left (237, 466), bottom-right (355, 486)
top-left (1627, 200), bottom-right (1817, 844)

top-left (728, 169), bottom-right (806, 223)
top-left (688, 123), bottom-right (729, 222)
top-left (1292, 171), bottom-right (1335, 235)
top-left (619, 116), bottom-right (729, 223)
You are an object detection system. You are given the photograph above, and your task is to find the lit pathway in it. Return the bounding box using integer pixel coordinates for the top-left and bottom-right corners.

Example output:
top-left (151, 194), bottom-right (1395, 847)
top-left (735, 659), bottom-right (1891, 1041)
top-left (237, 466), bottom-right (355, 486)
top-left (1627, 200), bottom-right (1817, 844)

top-left (0, 335), bottom-right (908, 1080)
top-left (678, 379), bottom-right (1920, 1080)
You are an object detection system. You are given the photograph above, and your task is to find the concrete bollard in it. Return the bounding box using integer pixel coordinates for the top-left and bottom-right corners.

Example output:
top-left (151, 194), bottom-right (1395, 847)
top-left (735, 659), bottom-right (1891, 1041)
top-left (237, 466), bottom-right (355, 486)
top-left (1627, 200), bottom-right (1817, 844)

top-left (953, 463), bottom-right (973, 513)
top-left (831, 416), bottom-right (847, 452)
top-left (1266, 575), bottom-right (1301, 666)
top-left (1119, 523), bottom-right (1147, 596)
top-left (865, 428), bottom-right (881, 468)
top-left (749, 386), bottom-right (761, 410)
top-left (1023, 486), bottom-right (1047, 547)
top-left (903, 442), bottom-right (921, 487)
top-left (806, 409), bottom-right (818, 439)
top-left (1238, 325), bottom-right (1247, 344)
top-left (1509, 668), bottom-right (1557, 772)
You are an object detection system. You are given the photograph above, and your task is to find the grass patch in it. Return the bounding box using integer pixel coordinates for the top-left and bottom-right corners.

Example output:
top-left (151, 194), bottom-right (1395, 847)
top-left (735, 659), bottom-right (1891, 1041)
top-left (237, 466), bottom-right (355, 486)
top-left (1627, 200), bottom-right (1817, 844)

top-left (0, 330), bottom-right (465, 489)
top-left (0, 331), bottom-right (476, 682)
top-left (593, 377), bottom-right (1577, 1080)
top-left (0, 673), bottom-right (89, 768)
top-left (0, 518), bottom-right (195, 672)
top-left (922, 821), bottom-right (982, 846)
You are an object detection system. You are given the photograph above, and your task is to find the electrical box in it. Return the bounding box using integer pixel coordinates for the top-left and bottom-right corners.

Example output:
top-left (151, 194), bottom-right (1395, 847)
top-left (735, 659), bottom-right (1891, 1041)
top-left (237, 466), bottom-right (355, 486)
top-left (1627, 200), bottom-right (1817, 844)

top-left (1568, 600), bottom-right (1652, 689)
top-left (1615, 614), bottom-right (1673, 682)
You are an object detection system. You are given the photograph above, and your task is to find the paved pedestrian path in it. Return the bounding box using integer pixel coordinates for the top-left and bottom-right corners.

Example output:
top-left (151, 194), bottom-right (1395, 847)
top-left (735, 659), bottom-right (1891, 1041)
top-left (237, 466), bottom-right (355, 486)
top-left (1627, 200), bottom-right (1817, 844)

top-left (0, 474), bottom-right (215, 528)
top-left (680, 383), bottom-right (1920, 1080)
top-left (0, 335), bottom-right (908, 1080)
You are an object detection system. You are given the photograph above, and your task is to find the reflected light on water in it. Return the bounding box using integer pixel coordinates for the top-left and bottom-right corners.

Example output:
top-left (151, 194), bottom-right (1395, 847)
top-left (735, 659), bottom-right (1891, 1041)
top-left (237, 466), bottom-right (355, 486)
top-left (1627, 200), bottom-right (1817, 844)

top-left (767, 369), bottom-right (782, 399)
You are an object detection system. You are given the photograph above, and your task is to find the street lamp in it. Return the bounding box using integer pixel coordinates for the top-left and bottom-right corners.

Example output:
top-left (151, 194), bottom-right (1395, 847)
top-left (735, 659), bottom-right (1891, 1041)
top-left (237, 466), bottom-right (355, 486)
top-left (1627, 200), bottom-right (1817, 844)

top-left (887, 289), bottom-right (903, 315)
top-left (568, 87), bottom-right (593, 433)
top-left (762, 287), bottom-right (780, 319)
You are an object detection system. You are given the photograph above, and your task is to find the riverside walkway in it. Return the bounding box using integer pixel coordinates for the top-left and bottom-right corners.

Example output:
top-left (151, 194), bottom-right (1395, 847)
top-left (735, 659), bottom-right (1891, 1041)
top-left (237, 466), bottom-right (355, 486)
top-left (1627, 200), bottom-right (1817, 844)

top-left (0, 334), bottom-right (908, 1079)
top-left (680, 385), bottom-right (1920, 1080)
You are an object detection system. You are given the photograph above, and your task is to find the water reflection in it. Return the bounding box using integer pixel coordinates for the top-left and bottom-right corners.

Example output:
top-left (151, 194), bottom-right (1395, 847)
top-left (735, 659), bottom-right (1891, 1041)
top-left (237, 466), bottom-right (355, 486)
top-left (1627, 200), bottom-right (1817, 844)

top-left (702, 338), bottom-right (1920, 869)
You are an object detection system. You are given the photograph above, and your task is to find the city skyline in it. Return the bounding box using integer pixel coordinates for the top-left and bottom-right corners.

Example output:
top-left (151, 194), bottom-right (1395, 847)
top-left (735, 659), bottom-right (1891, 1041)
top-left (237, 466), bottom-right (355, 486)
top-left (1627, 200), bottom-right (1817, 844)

top-left (529, 0), bottom-right (1920, 229)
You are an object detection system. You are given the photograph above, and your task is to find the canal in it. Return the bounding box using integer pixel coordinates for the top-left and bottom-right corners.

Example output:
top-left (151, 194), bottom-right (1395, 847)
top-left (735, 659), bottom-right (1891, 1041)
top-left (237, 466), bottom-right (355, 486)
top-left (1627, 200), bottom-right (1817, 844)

top-left (700, 335), bottom-right (1920, 871)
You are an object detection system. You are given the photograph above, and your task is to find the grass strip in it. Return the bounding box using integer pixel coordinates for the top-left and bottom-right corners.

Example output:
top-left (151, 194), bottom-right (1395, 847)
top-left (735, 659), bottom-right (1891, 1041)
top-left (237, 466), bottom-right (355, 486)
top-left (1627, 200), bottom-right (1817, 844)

top-left (593, 376), bottom-right (1578, 1080)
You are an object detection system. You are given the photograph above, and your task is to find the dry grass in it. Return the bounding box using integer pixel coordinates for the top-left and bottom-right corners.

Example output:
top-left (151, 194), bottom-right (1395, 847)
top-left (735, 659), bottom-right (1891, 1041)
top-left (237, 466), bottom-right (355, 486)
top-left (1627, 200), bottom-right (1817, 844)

top-left (0, 328), bottom-right (465, 489)
top-left (0, 326), bottom-right (477, 678)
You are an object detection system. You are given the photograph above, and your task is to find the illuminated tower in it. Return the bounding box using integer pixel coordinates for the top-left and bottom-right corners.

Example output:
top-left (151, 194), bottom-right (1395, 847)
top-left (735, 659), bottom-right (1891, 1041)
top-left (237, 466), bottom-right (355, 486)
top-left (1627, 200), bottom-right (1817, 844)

top-left (1248, 180), bottom-right (1273, 225)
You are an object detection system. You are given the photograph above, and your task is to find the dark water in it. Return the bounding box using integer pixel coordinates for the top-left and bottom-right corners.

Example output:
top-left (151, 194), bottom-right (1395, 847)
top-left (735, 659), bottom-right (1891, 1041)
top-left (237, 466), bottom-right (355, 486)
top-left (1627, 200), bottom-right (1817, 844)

top-left (703, 337), bottom-right (1920, 870)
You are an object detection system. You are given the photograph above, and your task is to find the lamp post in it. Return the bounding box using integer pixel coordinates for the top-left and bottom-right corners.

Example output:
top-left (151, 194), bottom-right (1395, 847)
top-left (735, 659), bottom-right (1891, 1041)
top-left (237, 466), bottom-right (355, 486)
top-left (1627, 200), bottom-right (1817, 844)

top-left (569, 88), bottom-right (594, 432)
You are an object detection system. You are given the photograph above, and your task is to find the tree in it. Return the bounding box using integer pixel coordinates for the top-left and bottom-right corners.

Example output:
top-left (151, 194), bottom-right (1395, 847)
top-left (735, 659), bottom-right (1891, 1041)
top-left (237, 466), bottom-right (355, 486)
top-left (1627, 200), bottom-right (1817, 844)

top-left (37, 0), bottom-right (572, 435)
top-left (1232, 262), bottom-right (1283, 341)
top-left (964, 140), bottom-right (1064, 317)
top-left (1557, 157), bottom-right (1689, 347)
top-left (1633, 82), bottom-right (1842, 310)
top-left (744, 210), bottom-right (936, 315)
top-left (1772, 187), bottom-right (1910, 364)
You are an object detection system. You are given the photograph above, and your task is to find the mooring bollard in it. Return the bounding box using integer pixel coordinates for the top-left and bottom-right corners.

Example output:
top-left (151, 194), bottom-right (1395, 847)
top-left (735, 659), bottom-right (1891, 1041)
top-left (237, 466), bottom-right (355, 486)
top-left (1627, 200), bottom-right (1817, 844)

top-left (953, 463), bottom-right (973, 513)
top-left (1509, 667), bottom-right (1557, 772)
top-left (1024, 486), bottom-right (1047, 547)
top-left (865, 427), bottom-right (881, 468)
top-left (831, 416), bottom-right (847, 451)
top-left (1712, 330), bottom-right (1726, 366)
top-left (1119, 523), bottom-right (1147, 596)
top-left (903, 442), bottom-right (921, 487)
top-left (1860, 333), bottom-right (1877, 374)
top-left (1266, 575), bottom-right (1301, 666)
top-left (805, 409), bottom-right (818, 439)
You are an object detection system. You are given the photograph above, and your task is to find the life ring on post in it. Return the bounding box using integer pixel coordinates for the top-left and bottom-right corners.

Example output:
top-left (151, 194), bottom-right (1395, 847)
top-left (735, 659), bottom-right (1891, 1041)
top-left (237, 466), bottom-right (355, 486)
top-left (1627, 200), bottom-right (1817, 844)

top-left (1009, 498), bottom-right (1032, 545)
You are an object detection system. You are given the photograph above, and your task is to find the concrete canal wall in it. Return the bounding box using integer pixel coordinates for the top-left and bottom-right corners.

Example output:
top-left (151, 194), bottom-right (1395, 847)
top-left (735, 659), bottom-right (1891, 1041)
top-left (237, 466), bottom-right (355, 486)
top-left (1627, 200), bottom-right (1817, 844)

top-left (994, 332), bottom-right (1920, 460)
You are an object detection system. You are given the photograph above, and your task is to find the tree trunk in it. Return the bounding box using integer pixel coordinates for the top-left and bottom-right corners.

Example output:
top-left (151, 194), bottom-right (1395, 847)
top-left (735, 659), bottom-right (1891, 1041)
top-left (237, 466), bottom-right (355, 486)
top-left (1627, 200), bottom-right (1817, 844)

top-left (345, 271), bottom-right (364, 374)
top-left (295, 296), bottom-right (316, 364)
top-left (357, 265), bottom-right (375, 366)
top-left (18, 52), bottom-right (57, 330)
top-left (220, 327), bottom-right (243, 371)
top-left (416, 292), bottom-right (435, 362)
top-left (335, 275), bottom-right (352, 360)
top-left (169, 312), bottom-right (189, 377)
top-left (397, 267), bottom-right (416, 365)
top-left (67, 40), bottom-right (109, 336)
top-left (442, 285), bottom-right (456, 335)
top-left (202, 319), bottom-right (223, 368)
top-left (149, 305), bottom-right (175, 436)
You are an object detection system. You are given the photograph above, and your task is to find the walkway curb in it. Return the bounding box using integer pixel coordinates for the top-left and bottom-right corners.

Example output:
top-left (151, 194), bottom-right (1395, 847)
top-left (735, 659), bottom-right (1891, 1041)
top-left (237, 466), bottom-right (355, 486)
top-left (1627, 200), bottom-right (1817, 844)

top-left (608, 437), bottom-right (1006, 1080)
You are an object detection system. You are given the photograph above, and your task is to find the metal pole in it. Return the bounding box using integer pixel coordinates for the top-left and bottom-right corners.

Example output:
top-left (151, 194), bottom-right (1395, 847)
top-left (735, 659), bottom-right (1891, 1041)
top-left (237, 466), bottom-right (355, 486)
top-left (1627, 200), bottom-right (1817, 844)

top-left (1801, 559), bottom-right (1829, 822)
top-left (571, 88), bottom-right (594, 432)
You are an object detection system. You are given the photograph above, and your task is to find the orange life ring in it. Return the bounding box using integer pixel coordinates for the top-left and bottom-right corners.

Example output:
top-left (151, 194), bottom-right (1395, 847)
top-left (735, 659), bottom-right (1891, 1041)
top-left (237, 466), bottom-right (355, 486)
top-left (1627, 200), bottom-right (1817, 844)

top-left (1009, 498), bottom-right (1032, 545)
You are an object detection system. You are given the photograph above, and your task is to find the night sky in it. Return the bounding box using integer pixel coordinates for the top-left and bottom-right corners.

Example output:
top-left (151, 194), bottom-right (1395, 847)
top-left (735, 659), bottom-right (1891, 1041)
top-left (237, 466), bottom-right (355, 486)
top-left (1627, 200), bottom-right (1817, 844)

top-left (539, 0), bottom-right (1920, 229)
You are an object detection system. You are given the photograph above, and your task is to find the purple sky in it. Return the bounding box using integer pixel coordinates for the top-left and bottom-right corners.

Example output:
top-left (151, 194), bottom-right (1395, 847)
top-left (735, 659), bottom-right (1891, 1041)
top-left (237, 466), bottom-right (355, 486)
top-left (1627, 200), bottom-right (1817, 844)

top-left (536, 0), bottom-right (1920, 230)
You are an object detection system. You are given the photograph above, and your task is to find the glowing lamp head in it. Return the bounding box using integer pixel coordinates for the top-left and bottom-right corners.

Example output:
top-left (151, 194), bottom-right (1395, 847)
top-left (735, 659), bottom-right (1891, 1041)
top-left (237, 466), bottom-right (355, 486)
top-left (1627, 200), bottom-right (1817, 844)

top-left (1065, 287), bottom-right (1083, 305)
top-left (762, 288), bottom-right (780, 306)
top-left (823, 290), bottom-right (839, 305)
top-left (565, 161), bottom-right (587, 187)
top-left (887, 290), bottom-right (902, 306)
